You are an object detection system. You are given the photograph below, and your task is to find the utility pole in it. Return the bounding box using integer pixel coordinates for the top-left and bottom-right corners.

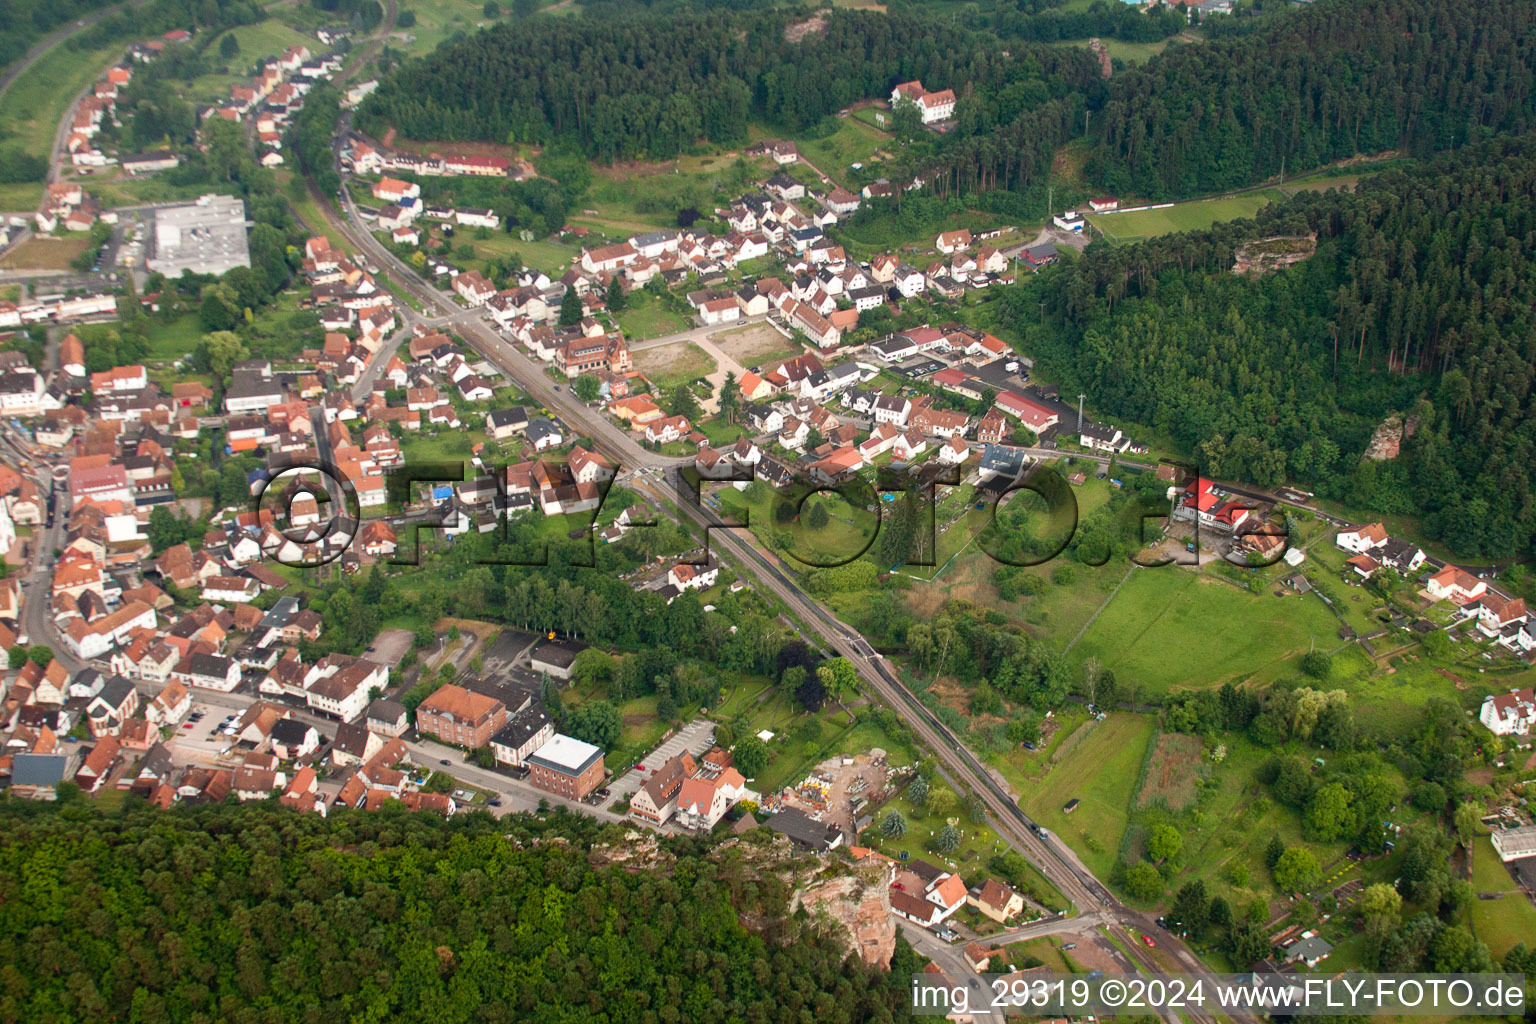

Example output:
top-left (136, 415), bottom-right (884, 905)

top-left (1077, 393), bottom-right (1086, 432)
top-left (1046, 185), bottom-right (1053, 220)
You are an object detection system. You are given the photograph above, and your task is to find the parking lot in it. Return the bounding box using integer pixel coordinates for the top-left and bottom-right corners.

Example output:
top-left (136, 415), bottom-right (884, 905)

top-left (608, 718), bottom-right (716, 799)
top-left (163, 703), bottom-right (245, 766)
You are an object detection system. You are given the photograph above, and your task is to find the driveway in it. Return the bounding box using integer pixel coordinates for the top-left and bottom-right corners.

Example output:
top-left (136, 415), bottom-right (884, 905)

top-left (608, 718), bottom-right (716, 799)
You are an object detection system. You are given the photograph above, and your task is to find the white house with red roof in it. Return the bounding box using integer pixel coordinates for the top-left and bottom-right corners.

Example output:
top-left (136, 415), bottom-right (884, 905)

top-left (1460, 592), bottom-right (1527, 638)
top-left (1480, 688), bottom-right (1536, 736)
top-left (1335, 522), bottom-right (1388, 554)
top-left (890, 80), bottom-right (956, 123)
top-left (1172, 478), bottom-right (1250, 533)
top-left (994, 391), bottom-right (1057, 433)
top-left (1425, 566), bottom-right (1486, 605)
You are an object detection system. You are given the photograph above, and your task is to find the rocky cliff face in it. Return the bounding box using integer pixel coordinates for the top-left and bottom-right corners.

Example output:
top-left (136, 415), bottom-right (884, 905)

top-left (792, 867), bottom-right (897, 968)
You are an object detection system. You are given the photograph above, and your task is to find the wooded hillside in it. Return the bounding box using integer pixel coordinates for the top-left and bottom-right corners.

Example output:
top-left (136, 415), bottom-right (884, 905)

top-left (1089, 0), bottom-right (1536, 198)
top-left (0, 802), bottom-right (915, 1024)
top-left (357, 9), bottom-right (1099, 169)
top-left (1001, 136), bottom-right (1536, 557)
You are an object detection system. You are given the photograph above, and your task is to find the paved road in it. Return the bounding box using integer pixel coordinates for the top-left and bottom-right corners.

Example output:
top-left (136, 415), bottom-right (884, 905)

top-left (298, 129), bottom-right (1245, 1020)
top-left (404, 733), bottom-right (626, 822)
top-left (0, 428), bottom-right (75, 670)
top-left (626, 313), bottom-right (770, 353)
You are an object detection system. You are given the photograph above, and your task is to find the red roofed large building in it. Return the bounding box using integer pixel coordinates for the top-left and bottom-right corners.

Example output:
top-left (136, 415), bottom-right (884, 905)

top-left (415, 685), bottom-right (507, 748)
top-left (889, 80), bottom-right (956, 123)
top-left (1172, 478), bottom-right (1250, 533)
top-left (993, 391), bottom-right (1057, 433)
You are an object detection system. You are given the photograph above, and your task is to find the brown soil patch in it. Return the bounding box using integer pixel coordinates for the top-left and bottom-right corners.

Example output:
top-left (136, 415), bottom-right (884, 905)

top-left (784, 14), bottom-right (828, 42)
top-left (434, 617), bottom-right (501, 640)
top-left (1436, 667), bottom-right (1469, 690)
top-left (928, 677), bottom-right (973, 718)
top-left (711, 322), bottom-right (798, 366)
top-left (632, 341), bottom-right (715, 385)
top-left (1135, 732), bottom-right (1203, 811)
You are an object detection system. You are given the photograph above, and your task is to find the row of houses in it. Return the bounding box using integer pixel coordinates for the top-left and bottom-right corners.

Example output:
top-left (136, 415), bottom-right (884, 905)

top-left (414, 682), bottom-right (606, 799)
top-left (347, 135), bottom-right (533, 180)
top-left (201, 43), bottom-right (342, 169)
top-left (1336, 522), bottom-right (1530, 653)
top-left (629, 746), bottom-right (753, 831)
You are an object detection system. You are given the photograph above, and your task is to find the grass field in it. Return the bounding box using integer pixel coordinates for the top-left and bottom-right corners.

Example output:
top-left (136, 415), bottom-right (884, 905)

top-left (465, 231), bottom-right (579, 277)
top-left (0, 182), bottom-right (44, 212)
top-left (0, 40), bottom-right (122, 164)
top-left (141, 313), bottom-right (207, 362)
top-left (797, 116), bottom-right (890, 189)
top-left (0, 236), bottom-right (90, 270)
top-left (1069, 565), bottom-right (1340, 694)
top-left (1057, 35), bottom-right (1176, 66)
top-left (1086, 191), bottom-right (1280, 244)
top-left (616, 299), bottom-right (689, 341)
top-left (1021, 713), bottom-right (1155, 880)
top-left (193, 21), bottom-right (317, 104)
top-left (1470, 836), bottom-right (1536, 958)
top-left (92, 176), bottom-right (238, 209)
top-left (389, 0), bottom-right (491, 57)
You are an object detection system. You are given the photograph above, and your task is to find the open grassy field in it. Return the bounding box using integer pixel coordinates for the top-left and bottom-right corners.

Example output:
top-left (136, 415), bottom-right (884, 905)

top-left (1021, 713), bottom-right (1155, 880)
top-left (0, 182), bottom-right (44, 212)
top-left (0, 236), bottom-right (90, 270)
top-left (1086, 191), bottom-right (1280, 243)
top-left (1069, 565), bottom-right (1340, 695)
top-left (1470, 836), bottom-right (1536, 958)
top-left (1056, 36), bottom-right (1176, 66)
top-left (797, 116), bottom-right (890, 189)
top-left (464, 231), bottom-right (579, 277)
top-left (92, 175), bottom-right (238, 209)
top-left (0, 39), bottom-right (123, 164)
top-left (389, 0), bottom-right (492, 58)
top-left (141, 313), bottom-right (207, 362)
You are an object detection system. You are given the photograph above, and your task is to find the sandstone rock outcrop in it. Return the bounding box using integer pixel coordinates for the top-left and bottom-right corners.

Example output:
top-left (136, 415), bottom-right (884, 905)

top-left (792, 866), bottom-right (897, 968)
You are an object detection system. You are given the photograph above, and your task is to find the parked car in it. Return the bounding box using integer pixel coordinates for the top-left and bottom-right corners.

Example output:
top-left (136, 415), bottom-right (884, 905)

top-left (439, 759), bottom-right (451, 766)
top-left (1141, 934), bottom-right (1156, 948)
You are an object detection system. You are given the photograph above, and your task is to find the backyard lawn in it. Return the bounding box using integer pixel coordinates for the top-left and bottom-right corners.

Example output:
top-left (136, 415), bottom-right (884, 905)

top-left (797, 116), bottom-right (890, 188)
top-left (1470, 836), bottom-right (1536, 958)
top-left (616, 300), bottom-right (689, 341)
top-left (141, 314), bottom-right (207, 362)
